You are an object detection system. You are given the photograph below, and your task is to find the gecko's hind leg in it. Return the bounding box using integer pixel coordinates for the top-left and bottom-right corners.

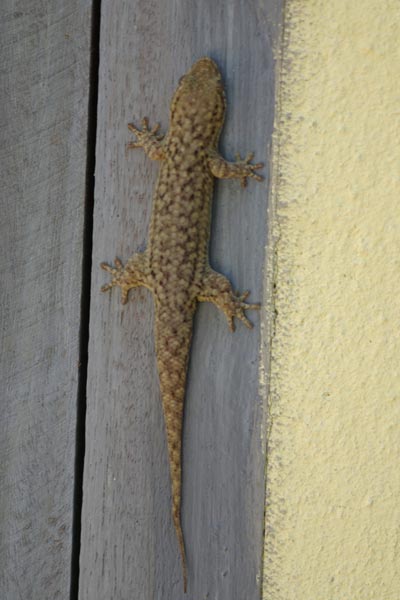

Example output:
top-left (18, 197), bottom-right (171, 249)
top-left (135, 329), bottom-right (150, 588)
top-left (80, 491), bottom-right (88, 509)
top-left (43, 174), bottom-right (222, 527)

top-left (198, 268), bottom-right (260, 331)
top-left (100, 252), bottom-right (152, 304)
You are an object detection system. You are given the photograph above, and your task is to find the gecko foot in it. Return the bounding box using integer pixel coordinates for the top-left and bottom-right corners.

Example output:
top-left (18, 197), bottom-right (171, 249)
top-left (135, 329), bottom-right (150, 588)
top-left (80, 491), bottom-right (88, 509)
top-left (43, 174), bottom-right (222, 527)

top-left (101, 251), bottom-right (152, 304)
top-left (101, 257), bottom-right (132, 304)
top-left (198, 269), bottom-right (260, 332)
top-left (234, 152), bottom-right (264, 188)
top-left (208, 150), bottom-right (264, 187)
top-left (223, 290), bottom-right (260, 331)
top-left (127, 117), bottom-right (165, 160)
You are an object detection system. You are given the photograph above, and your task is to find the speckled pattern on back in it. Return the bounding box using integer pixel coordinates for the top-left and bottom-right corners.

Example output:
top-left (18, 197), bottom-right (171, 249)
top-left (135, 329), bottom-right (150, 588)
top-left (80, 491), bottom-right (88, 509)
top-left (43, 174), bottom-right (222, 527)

top-left (101, 57), bottom-right (263, 592)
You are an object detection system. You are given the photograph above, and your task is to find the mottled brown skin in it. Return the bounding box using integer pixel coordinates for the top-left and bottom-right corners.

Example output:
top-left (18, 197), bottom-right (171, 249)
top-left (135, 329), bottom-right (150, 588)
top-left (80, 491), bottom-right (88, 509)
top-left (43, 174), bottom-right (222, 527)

top-left (101, 57), bottom-right (263, 592)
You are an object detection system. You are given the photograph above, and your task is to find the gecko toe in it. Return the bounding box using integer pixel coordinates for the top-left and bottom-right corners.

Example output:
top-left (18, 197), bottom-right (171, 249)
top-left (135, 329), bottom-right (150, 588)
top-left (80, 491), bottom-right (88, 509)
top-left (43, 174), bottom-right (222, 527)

top-left (100, 262), bottom-right (113, 273)
top-left (127, 123), bottom-right (139, 135)
top-left (227, 316), bottom-right (235, 332)
top-left (251, 172), bottom-right (264, 182)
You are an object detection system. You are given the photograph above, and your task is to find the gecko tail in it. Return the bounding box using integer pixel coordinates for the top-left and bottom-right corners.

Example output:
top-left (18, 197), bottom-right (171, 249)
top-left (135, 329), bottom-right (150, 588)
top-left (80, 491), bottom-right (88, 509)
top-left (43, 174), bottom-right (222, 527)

top-left (155, 313), bottom-right (193, 592)
top-left (173, 507), bottom-right (188, 593)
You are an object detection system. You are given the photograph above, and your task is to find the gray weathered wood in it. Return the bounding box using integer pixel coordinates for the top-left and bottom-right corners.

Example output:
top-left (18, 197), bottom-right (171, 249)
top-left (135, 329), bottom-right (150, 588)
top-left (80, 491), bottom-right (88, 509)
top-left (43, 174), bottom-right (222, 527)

top-left (81, 1), bottom-right (282, 598)
top-left (0, 1), bottom-right (92, 598)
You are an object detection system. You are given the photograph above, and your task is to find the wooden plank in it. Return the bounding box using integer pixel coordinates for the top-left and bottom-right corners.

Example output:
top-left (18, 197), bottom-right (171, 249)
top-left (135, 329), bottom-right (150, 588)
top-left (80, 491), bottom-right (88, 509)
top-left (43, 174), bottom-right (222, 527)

top-left (0, 1), bottom-right (92, 598)
top-left (81, 1), bottom-right (283, 598)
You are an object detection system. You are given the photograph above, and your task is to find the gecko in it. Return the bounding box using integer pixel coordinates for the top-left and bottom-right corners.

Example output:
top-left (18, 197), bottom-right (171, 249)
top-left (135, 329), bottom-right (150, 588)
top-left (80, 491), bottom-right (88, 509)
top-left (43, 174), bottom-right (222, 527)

top-left (100, 57), bottom-right (263, 593)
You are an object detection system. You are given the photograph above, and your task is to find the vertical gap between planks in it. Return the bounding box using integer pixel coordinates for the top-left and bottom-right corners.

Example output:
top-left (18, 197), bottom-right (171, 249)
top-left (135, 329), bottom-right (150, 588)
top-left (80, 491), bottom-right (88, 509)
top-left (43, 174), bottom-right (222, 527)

top-left (69, 1), bottom-right (102, 598)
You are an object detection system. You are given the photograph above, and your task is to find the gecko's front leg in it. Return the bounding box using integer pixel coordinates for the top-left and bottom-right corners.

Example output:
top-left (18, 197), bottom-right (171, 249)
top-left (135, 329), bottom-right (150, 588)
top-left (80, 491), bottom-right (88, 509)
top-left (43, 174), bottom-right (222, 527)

top-left (198, 268), bottom-right (260, 331)
top-left (208, 150), bottom-right (264, 188)
top-left (127, 117), bottom-right (165, 160)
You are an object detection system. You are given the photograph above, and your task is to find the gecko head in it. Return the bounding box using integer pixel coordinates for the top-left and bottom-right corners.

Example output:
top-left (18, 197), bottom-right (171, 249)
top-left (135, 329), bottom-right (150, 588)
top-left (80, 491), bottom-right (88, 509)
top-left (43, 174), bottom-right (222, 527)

top-left (170, 57), bottom-right (226, 145)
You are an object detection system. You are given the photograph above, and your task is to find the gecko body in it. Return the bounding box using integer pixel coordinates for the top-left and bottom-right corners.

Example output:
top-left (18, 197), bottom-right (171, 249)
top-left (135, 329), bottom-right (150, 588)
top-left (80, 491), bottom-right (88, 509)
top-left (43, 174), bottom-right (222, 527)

top-left (101, 57), bottom-right (263, 592)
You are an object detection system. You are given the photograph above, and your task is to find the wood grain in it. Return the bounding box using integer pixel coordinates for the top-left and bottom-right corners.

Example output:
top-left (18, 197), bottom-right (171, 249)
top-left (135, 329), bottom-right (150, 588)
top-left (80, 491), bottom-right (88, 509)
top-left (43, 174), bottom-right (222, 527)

top-left (80, 1), bottom-right (282, 598)
top-left (0, 1), bottom-right (92, 598)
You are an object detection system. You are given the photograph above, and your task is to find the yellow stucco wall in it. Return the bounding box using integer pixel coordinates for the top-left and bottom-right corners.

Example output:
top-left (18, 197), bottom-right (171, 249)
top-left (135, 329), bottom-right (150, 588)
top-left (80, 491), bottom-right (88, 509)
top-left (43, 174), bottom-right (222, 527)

top-left (263, 2), bottom-right (400, 599)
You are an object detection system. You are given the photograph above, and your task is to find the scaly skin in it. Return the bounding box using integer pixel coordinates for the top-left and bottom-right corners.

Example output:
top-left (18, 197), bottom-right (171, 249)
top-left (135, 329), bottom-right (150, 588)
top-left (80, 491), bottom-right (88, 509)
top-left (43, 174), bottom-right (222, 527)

top-left (101, 57), bottom-right (263, 593)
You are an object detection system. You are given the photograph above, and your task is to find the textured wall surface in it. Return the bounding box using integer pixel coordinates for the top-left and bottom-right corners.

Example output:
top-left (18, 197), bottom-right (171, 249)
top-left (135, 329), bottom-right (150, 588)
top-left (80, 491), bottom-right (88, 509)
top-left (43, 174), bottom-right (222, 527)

top-left (264, 1), bottom-right (400, 599)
